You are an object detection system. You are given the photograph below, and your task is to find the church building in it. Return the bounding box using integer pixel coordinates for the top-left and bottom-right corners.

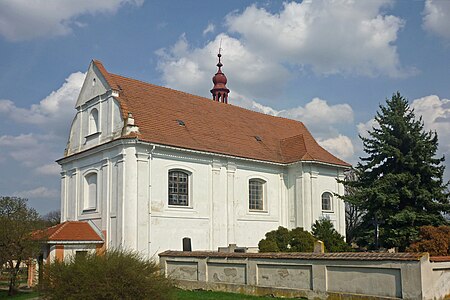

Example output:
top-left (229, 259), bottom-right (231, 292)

top-left (51, 55), bottom-right (350, 259)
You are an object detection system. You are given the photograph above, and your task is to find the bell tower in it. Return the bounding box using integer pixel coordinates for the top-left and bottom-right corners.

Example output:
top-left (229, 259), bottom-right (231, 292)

top-left (210, 51), bottom-right (230, 103)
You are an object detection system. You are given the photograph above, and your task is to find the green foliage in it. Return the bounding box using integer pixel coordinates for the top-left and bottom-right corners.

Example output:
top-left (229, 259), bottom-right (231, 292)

top-left (39, 249), bottom-right (173, 300)
top-left (0, 196), bottom-right (42, 296)
top-left (0, 290), bottom-right (40, 299)
top-left (407, 225), bottom-right (450, 256)
top-left (258, 226), bottom-right (315, 252)
top-left (341, 93), bottom-right (450, 251)
top-left (311, 219), bottom-right (351, 252)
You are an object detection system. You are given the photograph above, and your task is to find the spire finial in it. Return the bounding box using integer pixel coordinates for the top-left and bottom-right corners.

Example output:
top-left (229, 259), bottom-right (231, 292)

top-left (217, 38), bottom-right (223, 68)
top-left (210, 39), bottom-right (229, 103)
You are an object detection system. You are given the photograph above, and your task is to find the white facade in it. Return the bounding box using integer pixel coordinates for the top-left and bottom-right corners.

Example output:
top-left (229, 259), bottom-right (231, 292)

top-left (58, 62), bottom-right (348, 258)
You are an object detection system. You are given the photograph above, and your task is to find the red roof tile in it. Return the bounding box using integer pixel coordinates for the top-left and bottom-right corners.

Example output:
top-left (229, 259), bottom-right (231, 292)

top-left (430, 256), bottom-right (450, 262)
top-left (33, 221), bottom-right (103, 242)
top-left (159, 250), bottom-right (425, 261)
top-left (91, 60), bottom-right (350, 167)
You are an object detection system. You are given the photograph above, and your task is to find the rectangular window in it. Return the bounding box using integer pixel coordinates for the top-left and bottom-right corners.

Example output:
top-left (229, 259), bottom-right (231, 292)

top-left (249, 179), bottom-right (264, 210)
top-left (75, 250), bottom-right (88, 259)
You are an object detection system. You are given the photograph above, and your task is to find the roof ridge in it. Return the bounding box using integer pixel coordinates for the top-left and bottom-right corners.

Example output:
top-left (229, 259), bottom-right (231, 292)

top-left (48, 221), bottom-right (68, 239)
top-left (108, 72), bottom-right (305, 127)
top-left (280, 133), bottom-right (303, 142)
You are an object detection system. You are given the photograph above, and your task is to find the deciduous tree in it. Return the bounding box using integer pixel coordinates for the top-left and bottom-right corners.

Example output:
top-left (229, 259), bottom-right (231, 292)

top-left (41, 210), bottom-right (61, 227)
top-left (0, 196), bottom-right (42, 295)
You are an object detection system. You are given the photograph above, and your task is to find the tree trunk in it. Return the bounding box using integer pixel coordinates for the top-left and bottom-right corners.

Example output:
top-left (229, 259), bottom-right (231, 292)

top-left (8, 258), bottom-right (21, 296)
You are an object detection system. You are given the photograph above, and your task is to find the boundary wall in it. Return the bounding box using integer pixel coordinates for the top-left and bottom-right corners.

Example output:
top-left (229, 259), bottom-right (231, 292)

top-left (159, 251), bottom-right (450, 300)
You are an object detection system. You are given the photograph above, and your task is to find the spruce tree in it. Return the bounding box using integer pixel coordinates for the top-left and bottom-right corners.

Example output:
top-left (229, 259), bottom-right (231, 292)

top-left (342, 92), bottom-right (450, 251)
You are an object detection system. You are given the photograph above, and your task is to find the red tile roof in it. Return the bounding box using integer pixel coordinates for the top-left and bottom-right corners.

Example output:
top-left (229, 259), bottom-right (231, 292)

top-left (32, 221), bottom-right (103, 242)
top-left (430, 256), bottom-right (450, 262)
top-left (159, 250), bottom-right (425, 261)
top-left (91, 60), bottom-right (350, 167)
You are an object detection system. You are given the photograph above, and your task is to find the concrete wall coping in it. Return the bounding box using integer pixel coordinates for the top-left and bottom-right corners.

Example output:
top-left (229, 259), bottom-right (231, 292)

top-left (159, 250), bottom-right (426, 261)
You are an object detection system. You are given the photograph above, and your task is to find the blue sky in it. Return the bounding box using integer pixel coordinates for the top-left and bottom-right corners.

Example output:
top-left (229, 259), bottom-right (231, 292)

top-left (0, 0), bottom-right (449, 214)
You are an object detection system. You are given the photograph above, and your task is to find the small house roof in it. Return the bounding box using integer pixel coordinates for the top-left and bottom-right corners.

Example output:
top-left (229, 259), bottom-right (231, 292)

top-left (32, 221), bottom-right (103, 242)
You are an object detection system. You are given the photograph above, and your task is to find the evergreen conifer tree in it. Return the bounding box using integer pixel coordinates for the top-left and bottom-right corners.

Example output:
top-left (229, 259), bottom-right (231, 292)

top-left (342, 92), bottom-right (450, 251)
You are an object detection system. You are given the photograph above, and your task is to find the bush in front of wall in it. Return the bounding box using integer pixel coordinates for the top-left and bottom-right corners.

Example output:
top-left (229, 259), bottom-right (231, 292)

top-left (39, 249), bottom-right (173, 300)
top-left (258, 226), bottom-right (315, 252)
top-left (311, 218), bottom-right (352, 252)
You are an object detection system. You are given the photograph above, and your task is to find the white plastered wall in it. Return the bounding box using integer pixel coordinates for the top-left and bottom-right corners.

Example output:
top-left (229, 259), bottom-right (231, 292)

top-left (60, 142), bottom-right (347, 258)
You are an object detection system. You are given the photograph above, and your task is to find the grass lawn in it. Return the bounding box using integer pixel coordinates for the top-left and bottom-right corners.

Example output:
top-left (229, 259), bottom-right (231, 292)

top-left (174, 289), bottom-right (285, 299)
top-left (0, 290), bottom-right (39, 299)
top-left (0, 289), bottom-right (288, 299)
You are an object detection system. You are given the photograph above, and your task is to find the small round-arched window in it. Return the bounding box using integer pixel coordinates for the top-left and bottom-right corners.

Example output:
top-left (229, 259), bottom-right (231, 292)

top-left (84, 172), bottom-right (97, 210)
top-left (322, 192), bottom-right (332, 211)
top-left (89, 108), bottom-right (99, 135)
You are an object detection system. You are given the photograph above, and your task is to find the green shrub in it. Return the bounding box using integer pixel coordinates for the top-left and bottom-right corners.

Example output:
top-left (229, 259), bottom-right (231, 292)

top-left (407, 225), bottom-right (450, 256)
top-left (312, 219), bottom-right (352, 252)
top-left (39, 249), bottom-right (173, 300)
top-left (258, 226), bottom-right (315, 252)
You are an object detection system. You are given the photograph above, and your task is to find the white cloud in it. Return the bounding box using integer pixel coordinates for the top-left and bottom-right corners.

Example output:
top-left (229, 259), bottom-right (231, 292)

top-left (0, 72), bottom-right (85, 136)
top-left (411, 95), bottom-right (450, 156)
top-left (0, 0), bottom-right (143, 41)
top-left (35, 163), bottom-right (61, 176)
top-left (244, 97), bottom-right (354, 138)
top-left (14, 187), bottom-right (59, 199)
top-left (317, 134), bottom-right (355, 159)
top-left (202, 23), bottom-right (215, 36)
top-left (226, 0), bottom-right (412, 77)
top-left (357, 118), bottom-right (378, 138)
top-left (157, 1), bottom-right (413, 120)
top-left (423, 0), bottom-right (450, 41)
top-left (0, 133), bottom-right (61, 168)
top-left (0, 133), bottom-right (37, 147)
top-left (0, 71), bottom-right (85, 212)
top-left (0, 72), bottom-right (84, 212)
top-left (157, 33), bottom-right (289, 99)
top-left (277, 98), bottom-right (353, 131)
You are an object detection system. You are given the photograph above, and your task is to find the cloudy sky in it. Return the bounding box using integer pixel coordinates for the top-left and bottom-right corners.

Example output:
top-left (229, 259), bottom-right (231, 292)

top-left (0, 0), bottom-right (449, 214)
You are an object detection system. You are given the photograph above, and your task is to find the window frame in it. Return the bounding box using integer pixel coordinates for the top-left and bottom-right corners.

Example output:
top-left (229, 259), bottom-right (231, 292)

top-left (248, 178), bottom-right (266, 212)
top-left (83, 172), bottom-right (98, 212)
top-left (168, 169), bottom-right (191, 208)
top-left (321, 191), bottom-right (333, 212)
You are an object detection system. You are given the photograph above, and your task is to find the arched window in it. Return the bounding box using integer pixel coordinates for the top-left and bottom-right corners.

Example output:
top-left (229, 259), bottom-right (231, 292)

top-left (84, 173), bottom-right (97, 210)
top-left (322, 192), bottom-right (332, 211)
top-left (168, 170), bottom-right (189, 206)
top-left (249, 179), bottom-right (265, 210)
top-left (88, 108), bottom-right (99, 135)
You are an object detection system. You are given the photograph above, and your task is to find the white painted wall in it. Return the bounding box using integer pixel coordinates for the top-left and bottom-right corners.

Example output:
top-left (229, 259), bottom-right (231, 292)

top-left (60, 139), bottom-right (346, 258)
